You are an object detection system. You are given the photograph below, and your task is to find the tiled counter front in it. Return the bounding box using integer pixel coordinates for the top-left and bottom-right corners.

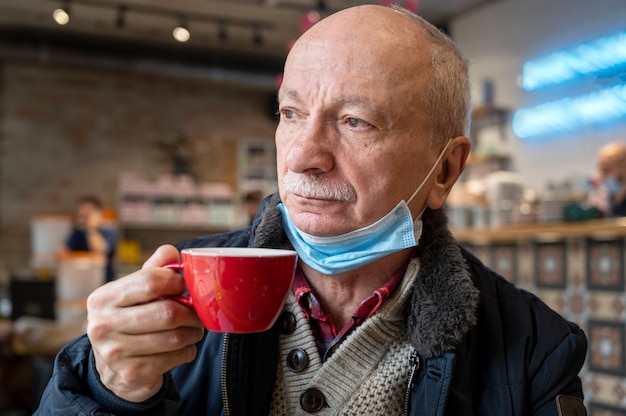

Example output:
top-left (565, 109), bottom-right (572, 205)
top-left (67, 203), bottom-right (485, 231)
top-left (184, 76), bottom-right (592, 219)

top-left (454, 219), bottom-right (626, 414)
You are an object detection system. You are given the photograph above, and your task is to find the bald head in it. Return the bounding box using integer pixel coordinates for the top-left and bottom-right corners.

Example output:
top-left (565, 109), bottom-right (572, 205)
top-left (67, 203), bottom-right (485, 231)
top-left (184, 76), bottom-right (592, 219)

top-left (283, 5), bottom-right (470, 145)
top-left (598, 141), bottom-right (626, 179)
top-left (292, 5), bottom-right (429, 67)
top-left (598, 141), bottom-right (626, 161)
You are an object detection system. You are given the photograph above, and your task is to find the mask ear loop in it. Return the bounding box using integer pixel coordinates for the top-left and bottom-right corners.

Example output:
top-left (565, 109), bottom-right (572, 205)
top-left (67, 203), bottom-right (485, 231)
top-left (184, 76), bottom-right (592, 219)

top-left (405, 139), bottom-right (453, 216)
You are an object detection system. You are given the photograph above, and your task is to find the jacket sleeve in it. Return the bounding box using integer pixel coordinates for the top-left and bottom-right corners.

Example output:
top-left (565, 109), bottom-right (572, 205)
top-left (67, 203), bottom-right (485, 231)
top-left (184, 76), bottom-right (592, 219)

top-left (34, 334), bottom-right (181, 415)
top-left (525, 294), bottom-right (588, 416)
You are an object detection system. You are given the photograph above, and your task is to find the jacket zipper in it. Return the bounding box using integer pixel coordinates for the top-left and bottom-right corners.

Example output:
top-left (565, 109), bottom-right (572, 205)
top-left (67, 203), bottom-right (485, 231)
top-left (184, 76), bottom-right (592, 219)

top-left (404, 352), bottom-right (420, 415)
top-left (221, 333), bottom-right (231, 416)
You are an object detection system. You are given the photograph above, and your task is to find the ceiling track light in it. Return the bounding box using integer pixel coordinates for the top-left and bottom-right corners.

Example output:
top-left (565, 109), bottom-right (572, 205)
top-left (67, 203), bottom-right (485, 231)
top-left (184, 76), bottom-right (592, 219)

top-left (46, 1), bottom-right (272, 47)
top-left (52, 1), bottom-right (71, 25)
top-left (173, 15), bottom-right (190, 42)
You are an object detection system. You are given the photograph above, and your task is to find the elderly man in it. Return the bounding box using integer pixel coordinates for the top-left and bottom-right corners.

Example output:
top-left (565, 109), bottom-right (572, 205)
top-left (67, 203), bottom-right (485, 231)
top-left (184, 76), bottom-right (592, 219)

top-left (36, 5), bottom-right (586, 415)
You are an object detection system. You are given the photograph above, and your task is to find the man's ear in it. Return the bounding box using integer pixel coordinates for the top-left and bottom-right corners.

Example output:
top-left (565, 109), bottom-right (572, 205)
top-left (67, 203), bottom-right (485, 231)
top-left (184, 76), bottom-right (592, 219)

top-left (426, 136), bottom-right (471, 210)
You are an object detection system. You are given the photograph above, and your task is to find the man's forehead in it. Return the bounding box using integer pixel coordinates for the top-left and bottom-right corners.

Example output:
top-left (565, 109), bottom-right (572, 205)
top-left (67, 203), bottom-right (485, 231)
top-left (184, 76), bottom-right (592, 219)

top-left (282, 40), bottom-right (426, 95)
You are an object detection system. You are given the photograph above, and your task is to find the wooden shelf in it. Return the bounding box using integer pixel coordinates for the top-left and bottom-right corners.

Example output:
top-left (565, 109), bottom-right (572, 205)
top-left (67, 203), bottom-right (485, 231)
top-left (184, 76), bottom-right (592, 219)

top-left (466, 153), bottom-right (510, 166)
top-left (471, 106), bottom-right (509, 119)
top-left (452, 218), bottom-right (626, 244)
top-left (120, 222), bottom-right (233, 232)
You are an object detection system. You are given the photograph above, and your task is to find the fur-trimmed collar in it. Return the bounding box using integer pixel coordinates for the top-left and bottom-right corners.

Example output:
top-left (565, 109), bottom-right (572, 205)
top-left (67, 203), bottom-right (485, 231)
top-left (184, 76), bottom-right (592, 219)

top-left (249, 193), bottom-right (479, 358)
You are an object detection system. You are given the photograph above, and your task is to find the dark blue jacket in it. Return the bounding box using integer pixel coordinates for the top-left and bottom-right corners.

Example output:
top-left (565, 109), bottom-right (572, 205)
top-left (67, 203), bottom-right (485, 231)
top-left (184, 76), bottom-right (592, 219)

top-left (35, 196), bottom-right (587, 415)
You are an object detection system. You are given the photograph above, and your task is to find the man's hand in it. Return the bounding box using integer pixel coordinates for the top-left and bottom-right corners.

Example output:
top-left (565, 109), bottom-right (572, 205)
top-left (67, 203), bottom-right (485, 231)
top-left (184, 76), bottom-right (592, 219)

top-left (87, 244), bottom-right (204, 403)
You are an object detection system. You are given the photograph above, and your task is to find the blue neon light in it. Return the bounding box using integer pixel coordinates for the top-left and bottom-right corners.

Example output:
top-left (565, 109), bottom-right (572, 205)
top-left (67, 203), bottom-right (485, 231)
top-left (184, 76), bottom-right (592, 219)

top-left (523, 31), bottom-right (626, 91)
top-left (512, 83), bottom-right (626, 139)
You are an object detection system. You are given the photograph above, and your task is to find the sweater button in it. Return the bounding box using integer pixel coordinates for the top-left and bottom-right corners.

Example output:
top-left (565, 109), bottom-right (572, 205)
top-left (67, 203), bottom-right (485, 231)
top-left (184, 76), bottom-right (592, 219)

top-left (300, 388), bottom-right (326, 413)
top-left (279, 311), bottom-right (297, 334)
top-left (286, 348), bottom-right (309, 372)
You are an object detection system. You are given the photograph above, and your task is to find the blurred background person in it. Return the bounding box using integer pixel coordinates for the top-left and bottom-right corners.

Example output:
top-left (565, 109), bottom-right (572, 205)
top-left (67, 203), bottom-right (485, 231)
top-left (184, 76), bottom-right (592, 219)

top-left (64, 196), bottom-right (117, 283)
top-left (589, 141), bottom-right (626, 217)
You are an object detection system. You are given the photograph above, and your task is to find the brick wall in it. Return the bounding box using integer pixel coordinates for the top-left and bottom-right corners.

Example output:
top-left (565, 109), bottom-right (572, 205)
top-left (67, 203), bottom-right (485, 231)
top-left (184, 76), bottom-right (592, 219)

top-left (0, 58), bottom-right (278, 272)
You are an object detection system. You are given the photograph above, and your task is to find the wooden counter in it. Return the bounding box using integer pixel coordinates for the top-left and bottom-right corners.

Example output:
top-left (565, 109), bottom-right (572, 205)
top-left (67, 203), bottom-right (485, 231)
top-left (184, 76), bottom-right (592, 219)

top-left (452, 217), bottom-right (626, 244)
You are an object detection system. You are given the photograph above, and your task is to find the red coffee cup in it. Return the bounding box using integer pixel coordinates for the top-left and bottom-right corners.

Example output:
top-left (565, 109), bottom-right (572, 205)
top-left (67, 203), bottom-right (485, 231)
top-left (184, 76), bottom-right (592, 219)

top-left (165, 247), bottom-right (297, 333)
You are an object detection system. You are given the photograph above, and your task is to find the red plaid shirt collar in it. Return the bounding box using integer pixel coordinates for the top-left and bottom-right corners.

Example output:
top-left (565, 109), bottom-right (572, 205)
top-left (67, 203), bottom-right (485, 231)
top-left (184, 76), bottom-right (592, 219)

top-left (293, 262), bottom-right (406, 360)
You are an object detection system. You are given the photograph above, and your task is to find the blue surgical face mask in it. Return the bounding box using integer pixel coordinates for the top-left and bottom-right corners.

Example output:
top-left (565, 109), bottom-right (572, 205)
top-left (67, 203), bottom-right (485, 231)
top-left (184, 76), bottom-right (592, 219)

top-left (279, 140), bottom-right (452, 275)
top-left (604, 177), bottom-right (622, 195)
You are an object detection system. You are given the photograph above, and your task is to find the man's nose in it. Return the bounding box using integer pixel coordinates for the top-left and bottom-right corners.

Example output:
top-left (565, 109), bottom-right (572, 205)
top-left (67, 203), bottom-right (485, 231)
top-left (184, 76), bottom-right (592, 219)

top-left (285, 117), bottom-right (334, 174)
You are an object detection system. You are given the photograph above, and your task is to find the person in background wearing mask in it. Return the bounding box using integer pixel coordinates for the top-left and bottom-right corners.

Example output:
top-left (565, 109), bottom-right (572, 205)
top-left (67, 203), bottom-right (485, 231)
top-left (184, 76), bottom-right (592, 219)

top-left (65, 195), bottom-right (117, 283)
top-left (596, 141), bottom-right (626, 216)
top-left (36, 5), bottom-right (587, 415)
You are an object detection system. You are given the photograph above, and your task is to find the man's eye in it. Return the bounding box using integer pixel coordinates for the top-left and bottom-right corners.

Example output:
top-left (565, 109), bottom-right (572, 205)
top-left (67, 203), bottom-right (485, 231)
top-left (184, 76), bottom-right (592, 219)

top-left (345, 117), bottom-right (370, 128)
top-left (281, 109), bottom-right (296, 120)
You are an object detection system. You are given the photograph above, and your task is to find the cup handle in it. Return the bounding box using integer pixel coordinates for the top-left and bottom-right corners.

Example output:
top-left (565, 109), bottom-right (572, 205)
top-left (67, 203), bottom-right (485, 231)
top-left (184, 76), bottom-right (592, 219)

top-left (163, 262), bottom-right (193, 308)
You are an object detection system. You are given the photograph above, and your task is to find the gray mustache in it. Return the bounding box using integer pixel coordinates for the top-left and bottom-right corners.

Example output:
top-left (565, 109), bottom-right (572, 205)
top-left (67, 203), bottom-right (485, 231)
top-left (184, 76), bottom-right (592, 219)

top-left (282, 173), bottom-right (357, 203)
